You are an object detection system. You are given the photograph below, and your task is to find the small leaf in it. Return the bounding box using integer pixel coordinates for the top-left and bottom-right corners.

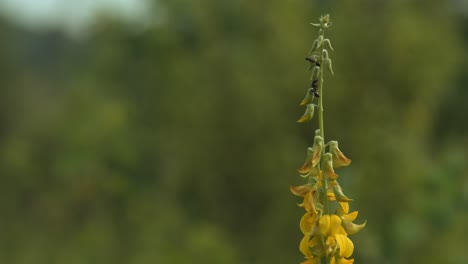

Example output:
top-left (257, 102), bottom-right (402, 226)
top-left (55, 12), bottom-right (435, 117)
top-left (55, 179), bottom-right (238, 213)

top-left (310, 22), bottom-right (321, 28)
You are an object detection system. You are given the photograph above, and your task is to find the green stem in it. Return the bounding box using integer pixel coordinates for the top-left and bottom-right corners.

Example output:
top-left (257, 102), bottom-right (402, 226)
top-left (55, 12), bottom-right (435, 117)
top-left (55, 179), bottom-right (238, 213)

top-left (318, 27), bottom-right (330, 264)
top-left (318, 28), bottom-right (329, 216)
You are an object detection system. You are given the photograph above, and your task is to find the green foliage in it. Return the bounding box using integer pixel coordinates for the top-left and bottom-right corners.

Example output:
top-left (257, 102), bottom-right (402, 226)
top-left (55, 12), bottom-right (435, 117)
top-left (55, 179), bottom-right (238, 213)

top-left (0, 1), bottom-right (467, 263)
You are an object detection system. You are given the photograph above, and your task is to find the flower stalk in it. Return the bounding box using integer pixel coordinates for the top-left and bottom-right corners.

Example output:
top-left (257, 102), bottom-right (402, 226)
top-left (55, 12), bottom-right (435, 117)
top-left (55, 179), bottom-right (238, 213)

top-left (292, 15), bottom-right (365, 264)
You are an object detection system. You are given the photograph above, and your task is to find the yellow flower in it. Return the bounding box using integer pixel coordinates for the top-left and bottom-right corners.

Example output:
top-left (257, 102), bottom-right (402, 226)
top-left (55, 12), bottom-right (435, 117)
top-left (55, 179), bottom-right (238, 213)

top-left (299, 235), bottom-right (320, 263)
top-left (297, 136), bottom-right (323, 175)
top-left (319, 214), bottom-right (354, 258)
top-left (300, 212), bottom-right (319, 235)
top-left (290, 185), bottom-right (318, 213)
top-left (328, 141), bottom-right (351, 168)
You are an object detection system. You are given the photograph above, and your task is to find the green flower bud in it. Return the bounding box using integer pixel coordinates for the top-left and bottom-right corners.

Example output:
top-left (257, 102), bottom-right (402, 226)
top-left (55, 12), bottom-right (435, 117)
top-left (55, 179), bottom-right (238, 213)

top-left (311, 135), bottom-right (324, 167)
top-left (311, 66), bottom-right (320, 80)
top-left (299, 91), bottom-right (313, 106)
top-left (333, 185), bottom-right (353, 202)
top-left (316, 35), bottom-right (324, 49)
top-left (324, 39), bottom-right (334, 51)
top-left (322, 49), bottom-right (329, 59)
top-left (297, 104), bottom-right (315, 123)
top-left (323, 153), bottom-right (338, 180)
top-left (342, 220), bottom-right (367, 235)
top-left (324, 58), bottom-right (334, 75)
top-left (310, 40), bottom-right (319, 52)
top-left (310, 22), bottom-right (321, 28)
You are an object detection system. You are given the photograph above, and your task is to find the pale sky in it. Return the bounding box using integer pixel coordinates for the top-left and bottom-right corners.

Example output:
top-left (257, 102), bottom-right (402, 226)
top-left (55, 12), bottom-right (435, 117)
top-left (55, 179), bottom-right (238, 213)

top-left (0, 0), bottom-right (160, 35)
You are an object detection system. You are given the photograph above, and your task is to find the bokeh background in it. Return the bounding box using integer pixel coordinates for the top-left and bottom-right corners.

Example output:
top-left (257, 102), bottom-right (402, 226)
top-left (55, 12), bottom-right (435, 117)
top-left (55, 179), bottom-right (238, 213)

top-left (0, 0), bottom-right (467, 263)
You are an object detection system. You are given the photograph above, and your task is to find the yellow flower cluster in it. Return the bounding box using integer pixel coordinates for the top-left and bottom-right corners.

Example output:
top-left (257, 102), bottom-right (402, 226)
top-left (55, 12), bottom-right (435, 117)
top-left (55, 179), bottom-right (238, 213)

top-left (291, 136), bottom-right (366, 264)
top-left (292, 15), bottom-right (365, 263)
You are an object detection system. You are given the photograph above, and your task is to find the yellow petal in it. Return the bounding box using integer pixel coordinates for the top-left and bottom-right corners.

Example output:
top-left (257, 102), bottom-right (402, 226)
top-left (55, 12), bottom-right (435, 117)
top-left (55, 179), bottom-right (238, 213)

top-left (330, 214), bottom-right (344, 236)
top-left (319, 215), bottom-right (331, 236)
top-left (339, 202), bottom-right (349, 214)
top-left (309, 236), bottom-right (319, 247)
top-left (300, 212), bottom-right (318, 235)
top-left (311, 136), bottom-right (324, 167)
top-left (335, 234), bottom-right (354, 258)
top-left (290, 185), bottom-right (311, 197)
top-left (299, 235), bottom-right (312, 258)
top-left (329, 141), bottom-right (351, 168)
top-left (326, 236), bottom-right (336, 247)
top-left (303, 192), bottom-right (317, 213)
top-left (323, 153), bottom-right (338, 180)
top-left (344, 211), bottom-right (358, 222)
top-left (298, 147), bottom-right (314, 174)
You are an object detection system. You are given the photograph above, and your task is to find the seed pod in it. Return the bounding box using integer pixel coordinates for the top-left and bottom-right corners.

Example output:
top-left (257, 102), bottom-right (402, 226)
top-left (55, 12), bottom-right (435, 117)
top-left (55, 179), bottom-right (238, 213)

top-left (297, 104), bottom-right (315, 123)
top-left (324, 58), bottom-right (334, 75)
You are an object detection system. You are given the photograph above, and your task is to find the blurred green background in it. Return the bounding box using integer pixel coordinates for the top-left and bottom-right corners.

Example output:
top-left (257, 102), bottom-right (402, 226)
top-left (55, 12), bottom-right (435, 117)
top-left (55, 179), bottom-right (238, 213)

top-left (0, 0), bottom-right (467, 263)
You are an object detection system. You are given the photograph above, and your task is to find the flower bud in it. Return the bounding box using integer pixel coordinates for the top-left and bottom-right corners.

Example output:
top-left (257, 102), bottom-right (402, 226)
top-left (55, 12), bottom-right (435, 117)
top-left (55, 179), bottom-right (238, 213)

top-left (310, 22), bottom-right (321, 28)
top-left (299, 91), bottom-right (313, 106)
top-left (323, 153), bottom-right (338, 180)
top-left (297, 104), bottom-right (315, 123)
top-left (322, 49), bottom-right (329, 59)
top-left (329, 141), bottom-right (351, 168)
top-left (310, 39), bottom-right (319, 52)
top-left (332, 185), bottom-right (353, 202)
top-left (311, 66), bottom-right (320, 80)
top-left (297, 147), bottom-right (314, 174)
top-left (342, 219), bottom-right (366, 235)
top-left (311, 136), bottom-right (324, 167)
top-left (324, 39), bottom-right (334, 51)
top-left (324, 58), bottom-right (334, 75)
top-left (316, 35), bottom-right (324, 48)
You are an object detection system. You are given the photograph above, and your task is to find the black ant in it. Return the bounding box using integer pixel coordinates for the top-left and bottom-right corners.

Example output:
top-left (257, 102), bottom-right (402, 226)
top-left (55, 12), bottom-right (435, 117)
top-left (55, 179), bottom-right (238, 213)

top-left (305, 56), bottom-right (320, 67)
top-left (309, 79), bottom-right (320, 97)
